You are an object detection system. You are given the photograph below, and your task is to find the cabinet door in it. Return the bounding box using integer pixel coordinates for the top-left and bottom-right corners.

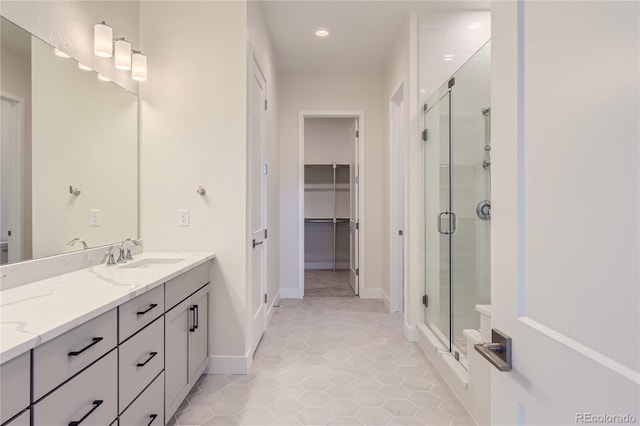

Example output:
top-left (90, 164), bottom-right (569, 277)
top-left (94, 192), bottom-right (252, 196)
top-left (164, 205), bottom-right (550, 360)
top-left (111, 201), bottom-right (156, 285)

top-left (189, 285), bottom-right (210, 382)
top-left (164, 298), bottom-right (190, 421)
top-left (33, 349), bottom-right (117, 426)
top-left (0, 352), bottom-right (30, 424)
top-left (119, 372), bottom-right (164, 426)
top-left (4, 409), bottom-right (29, 426)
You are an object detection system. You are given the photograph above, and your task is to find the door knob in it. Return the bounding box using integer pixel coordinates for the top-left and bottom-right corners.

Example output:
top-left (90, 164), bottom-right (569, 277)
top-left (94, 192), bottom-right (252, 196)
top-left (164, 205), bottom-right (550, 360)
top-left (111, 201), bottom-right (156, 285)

top-left (474, 328), bottom-right (512, 371)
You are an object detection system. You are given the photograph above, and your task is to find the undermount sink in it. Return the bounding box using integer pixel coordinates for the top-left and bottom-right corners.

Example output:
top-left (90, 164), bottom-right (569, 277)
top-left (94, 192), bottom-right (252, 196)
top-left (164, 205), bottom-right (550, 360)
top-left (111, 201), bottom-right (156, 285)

top-left (119, 258), bottom-right (185, 268)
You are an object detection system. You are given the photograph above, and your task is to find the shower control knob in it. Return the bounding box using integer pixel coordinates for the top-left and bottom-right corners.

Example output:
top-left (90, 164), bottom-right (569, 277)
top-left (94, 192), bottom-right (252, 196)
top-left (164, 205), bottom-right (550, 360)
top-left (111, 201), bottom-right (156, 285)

top-left (476, 200), bottom-right (491, 220)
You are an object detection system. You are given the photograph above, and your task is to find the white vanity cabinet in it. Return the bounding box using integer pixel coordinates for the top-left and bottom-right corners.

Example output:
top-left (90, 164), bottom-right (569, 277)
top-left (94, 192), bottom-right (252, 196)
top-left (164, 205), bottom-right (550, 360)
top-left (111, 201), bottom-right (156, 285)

top-left (164, 263), bottom-right (211, 421)
top-left (0, 352), bottom-right (30, 425)
top-left (0, 257), bottom-right (213, 426)
top-left (118, 316), bottom-right (164, 412)
top-left (33, 309), bottom-right (118, 401)
top-left (33, 349), bottom-right (118, 425)
top-left (118, 372), bottom-right (164, 426)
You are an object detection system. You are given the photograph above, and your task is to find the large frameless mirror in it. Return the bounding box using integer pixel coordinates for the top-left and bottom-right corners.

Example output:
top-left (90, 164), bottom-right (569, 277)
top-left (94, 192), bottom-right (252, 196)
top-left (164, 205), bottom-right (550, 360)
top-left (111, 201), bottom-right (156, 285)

top-left (0, 16), bottom-right (138, 265)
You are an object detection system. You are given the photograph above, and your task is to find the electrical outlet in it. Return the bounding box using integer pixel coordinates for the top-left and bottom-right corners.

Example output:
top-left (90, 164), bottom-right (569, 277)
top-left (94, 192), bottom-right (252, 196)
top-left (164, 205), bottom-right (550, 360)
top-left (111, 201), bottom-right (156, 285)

top-left (89, 209), bottom-right (101, 226)
top-left (178, 209), bottom-right (190, 226)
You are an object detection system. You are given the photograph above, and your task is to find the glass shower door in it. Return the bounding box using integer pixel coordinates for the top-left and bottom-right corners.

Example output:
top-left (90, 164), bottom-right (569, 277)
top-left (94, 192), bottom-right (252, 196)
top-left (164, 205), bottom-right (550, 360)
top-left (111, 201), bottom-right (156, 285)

top-left (423, 90), bottom-right (452, 350)
top-left (450, 41), bottom-right (492, 358)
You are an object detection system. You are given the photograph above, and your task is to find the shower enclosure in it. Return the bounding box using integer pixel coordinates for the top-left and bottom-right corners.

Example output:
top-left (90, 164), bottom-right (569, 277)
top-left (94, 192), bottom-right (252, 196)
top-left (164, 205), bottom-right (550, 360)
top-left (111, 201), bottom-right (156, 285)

top-left (423, 41), bottom-right (491, 364)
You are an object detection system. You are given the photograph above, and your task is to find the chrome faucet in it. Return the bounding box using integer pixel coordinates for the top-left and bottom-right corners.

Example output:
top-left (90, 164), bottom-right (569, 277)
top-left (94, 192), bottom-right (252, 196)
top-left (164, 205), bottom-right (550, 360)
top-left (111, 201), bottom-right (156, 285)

top-left (67, 238), bottom-right (89, 250)
top-left (118, 238), bottom-right (140, 263)
top-left (103, 246), bottom-right (120, 266)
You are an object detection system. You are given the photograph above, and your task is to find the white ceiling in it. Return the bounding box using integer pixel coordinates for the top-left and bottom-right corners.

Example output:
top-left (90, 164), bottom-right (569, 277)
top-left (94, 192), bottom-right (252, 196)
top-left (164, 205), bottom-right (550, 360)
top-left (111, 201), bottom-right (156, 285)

top-left (258, 0), bottom-right (490, 77)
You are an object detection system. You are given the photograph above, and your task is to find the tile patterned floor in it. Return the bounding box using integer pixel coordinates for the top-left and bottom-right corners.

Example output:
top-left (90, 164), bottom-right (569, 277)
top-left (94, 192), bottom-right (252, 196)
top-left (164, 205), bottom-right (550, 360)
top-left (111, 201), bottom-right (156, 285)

top-left (168, 297), bottom-right (475, 426)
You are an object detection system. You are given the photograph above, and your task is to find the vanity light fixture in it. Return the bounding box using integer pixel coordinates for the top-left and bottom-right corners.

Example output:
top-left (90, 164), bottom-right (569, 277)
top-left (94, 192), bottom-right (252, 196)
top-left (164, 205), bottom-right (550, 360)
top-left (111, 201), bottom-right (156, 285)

top-left (315, 28), bottom-right (329, 38)
top-left (97, 74), bottom-right (110, 82)
top-left (114, 38), bottom-right (132, 70)
top-left (94, 21), bottom-right (113, 58)
top-left (54, 48), bottom-right (71, 58)
top-left (131, 50), bottom-right (147, 81)
top-left (78, 62), bottom-right (92, 71)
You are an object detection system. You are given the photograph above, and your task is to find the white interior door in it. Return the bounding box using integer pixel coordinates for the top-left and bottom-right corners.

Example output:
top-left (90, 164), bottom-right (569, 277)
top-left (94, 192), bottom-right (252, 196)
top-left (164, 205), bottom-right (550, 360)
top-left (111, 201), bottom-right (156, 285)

top-left (349, 119), bottom-right (359, 295)
top-left (1, 94), bottom-right (23, 264)
top-left (390, 86), bottom-right (405, 313)
top-left (490, 2), bottom-right (639, 424)
top-left (249, 56), bottom-right (267, 354)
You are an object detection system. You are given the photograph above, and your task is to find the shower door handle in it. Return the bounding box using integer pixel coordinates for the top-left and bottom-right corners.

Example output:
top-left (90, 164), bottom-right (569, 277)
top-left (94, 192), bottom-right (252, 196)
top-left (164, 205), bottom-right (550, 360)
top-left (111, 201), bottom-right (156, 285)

top-left (437, 211), bottom-right (456, 235)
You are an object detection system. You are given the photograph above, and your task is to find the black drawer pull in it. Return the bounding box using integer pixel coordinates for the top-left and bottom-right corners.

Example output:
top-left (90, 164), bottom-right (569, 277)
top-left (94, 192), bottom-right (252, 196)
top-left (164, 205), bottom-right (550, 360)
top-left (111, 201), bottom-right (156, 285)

top-left (147, 414), bottom-right (158, 426)
top-left (189, 306), bottom-right (196, 332)
top-left (137, 351), bottom-right (158, 367)
top-left (136, 304), bottom-right (158, 316)
top-left (68, 337), bottom-right (103, 357)
top-left (68, 400), bottom-right (103, 426)
top-left (194, 304), bottom-right (199, 330)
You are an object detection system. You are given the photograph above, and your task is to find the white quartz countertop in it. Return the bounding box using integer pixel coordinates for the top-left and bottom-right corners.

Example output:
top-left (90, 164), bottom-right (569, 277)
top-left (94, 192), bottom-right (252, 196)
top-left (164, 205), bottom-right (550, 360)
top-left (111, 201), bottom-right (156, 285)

top-left (0, 252), bottom-right (215, 364)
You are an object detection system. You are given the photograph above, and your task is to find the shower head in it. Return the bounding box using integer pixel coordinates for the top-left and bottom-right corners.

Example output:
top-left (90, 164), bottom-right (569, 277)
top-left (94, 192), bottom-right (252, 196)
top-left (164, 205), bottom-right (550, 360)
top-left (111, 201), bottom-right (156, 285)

top-left (481, 107), bottom-right (491, 116)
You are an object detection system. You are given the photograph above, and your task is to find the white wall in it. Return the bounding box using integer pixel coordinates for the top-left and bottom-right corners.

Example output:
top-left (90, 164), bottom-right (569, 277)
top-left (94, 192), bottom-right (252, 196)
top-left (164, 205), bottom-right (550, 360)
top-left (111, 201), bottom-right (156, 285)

top-left (1, 1), bottom-right (140, 94)
top-left (248, 0), bottom-right (280, 323)
top-left (139, 1), bottom-right (250, 369)
top-left (304, 118), bottom-right (354, 164)
top-left (31, 36), bottom-right (138, 258)
top-left (278, 72), bottom-right (385, 298)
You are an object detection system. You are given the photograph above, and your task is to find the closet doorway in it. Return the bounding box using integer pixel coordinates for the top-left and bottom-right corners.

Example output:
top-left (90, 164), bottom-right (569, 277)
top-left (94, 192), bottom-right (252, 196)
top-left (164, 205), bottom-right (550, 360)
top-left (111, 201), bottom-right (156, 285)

top-left (299, 113), bottom-right (362, 297)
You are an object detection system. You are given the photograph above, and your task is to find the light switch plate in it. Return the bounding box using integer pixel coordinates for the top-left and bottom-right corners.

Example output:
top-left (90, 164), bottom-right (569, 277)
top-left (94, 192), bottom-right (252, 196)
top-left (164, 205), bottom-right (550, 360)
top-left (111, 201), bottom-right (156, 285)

top-left (178, 209), bottom-right (190, 226)
top-left (89, 209), bottom-right (101, 226)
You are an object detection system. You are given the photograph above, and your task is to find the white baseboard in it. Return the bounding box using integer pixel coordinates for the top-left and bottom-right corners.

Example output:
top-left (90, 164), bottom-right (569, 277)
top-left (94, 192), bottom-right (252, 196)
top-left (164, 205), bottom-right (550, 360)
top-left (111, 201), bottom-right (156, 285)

top-left (304, 262), bottom-right (350, 270)
top-left (359, 288), bottom-right (382, 299)
top-left (404, 321), bottom-right (419, 342)
top-left (280, 287), bottom-right (303, 299)
top-left (266, 289), bottom-right (280, 326)
top-left (207, 355), bottom-right (251, 375)
top-left (382, 290), bottom-right (391, 311)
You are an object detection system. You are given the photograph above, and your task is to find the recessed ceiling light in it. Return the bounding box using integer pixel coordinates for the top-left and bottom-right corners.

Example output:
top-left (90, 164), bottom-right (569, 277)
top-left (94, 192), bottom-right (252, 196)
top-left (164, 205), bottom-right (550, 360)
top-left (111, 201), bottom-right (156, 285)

top-left (443, 54), bottom-right (455, 61)
top-left (54, 48), bottom-right (71, 58)
top-left (315, 28), bottom-right (329, 38)
top-left (468, 23), bottom-right (480, 30)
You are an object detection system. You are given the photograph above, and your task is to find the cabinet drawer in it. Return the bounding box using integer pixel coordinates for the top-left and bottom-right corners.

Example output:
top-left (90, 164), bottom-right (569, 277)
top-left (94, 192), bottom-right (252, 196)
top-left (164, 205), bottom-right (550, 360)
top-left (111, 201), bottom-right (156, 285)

top-left (33, 309), bottom-right (117, 401)
top-left (119, 372), bottom-right (164, 426)
top-left (165, 262), bottom-right (210, 310)
top-left (0, 352), bottom-right (30, 424)
top-left (3, 409), bottom-right (29, 426)
top-left (119, 317), bottom-right (164, 411)
top-left (119, 285), bottom-right (164, 343)
top-left (33, 349), bottom-right (117, 426)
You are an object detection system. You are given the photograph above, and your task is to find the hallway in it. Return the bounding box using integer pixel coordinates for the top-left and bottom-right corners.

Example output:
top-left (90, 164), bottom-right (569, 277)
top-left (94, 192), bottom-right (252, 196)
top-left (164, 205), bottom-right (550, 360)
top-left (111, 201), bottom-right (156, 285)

top-left (169, 298), bottom-right (473, 425)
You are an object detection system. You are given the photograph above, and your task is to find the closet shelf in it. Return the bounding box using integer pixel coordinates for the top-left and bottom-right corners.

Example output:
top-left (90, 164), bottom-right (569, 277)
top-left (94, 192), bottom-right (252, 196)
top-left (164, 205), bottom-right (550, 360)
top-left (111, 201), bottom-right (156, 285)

top-left (305, 218), bottom-right (334, 223)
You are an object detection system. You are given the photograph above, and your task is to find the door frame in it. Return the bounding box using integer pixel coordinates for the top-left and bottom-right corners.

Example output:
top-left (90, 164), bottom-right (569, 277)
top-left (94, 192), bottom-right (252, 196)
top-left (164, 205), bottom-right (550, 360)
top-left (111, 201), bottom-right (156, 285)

top-left (298, 111), bottom-right (365, 297)
top-left (247, 52), bottom-right (267, 357)
top-left (389, 82), bottom-right (406, 313)
top-left (1, 92), bottom-right (24, 263)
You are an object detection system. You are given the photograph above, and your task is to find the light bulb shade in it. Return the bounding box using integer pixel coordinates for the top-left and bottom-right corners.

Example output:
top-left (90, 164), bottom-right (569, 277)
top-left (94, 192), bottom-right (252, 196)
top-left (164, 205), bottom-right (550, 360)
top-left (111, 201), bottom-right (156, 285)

top-left (114, 39), bottom-right (132, 70)
top-left (94, 22), bottom-right (113, 58)
top-left (131, 51), bottom-right (147, 81)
